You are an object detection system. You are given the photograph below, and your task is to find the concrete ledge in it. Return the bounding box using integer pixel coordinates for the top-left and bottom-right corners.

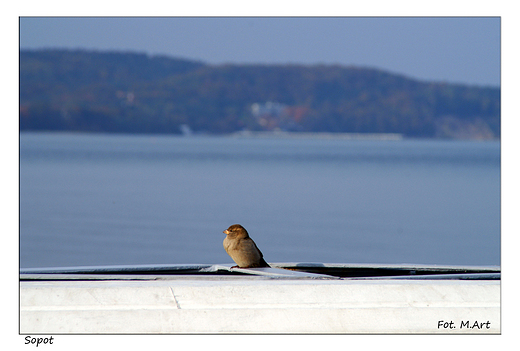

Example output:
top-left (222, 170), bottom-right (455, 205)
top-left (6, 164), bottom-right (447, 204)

top-left (20, 279), bottom-right (500, 334)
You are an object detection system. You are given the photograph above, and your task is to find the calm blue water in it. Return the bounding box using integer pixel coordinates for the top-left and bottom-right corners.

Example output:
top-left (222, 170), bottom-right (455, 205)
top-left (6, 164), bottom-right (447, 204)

top-left (19, 132), bottom-right (500, 268)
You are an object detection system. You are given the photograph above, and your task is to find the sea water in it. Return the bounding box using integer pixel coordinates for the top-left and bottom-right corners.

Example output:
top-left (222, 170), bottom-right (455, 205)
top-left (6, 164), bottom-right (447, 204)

top-left (19, 132), bottom-right (500, 268)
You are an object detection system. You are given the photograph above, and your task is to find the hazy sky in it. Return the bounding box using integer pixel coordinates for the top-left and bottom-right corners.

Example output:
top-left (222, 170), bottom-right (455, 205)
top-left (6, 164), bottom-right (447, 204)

top-left (20, 17), bottom-right (500, 87)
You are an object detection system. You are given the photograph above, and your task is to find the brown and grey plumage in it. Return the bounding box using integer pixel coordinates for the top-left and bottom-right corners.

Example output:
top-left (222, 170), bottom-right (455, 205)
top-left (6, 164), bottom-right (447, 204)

top-left (223, 224), bottom-right (270, 268)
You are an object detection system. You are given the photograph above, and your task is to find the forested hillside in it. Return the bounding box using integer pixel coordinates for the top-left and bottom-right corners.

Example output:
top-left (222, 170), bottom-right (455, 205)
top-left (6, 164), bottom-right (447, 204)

top-left (20, 49), bottom-right (500, 139)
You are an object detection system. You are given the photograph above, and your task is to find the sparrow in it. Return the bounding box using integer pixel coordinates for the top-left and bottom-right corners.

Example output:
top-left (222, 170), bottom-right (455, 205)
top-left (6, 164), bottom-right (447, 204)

top-left (223, 224), bottom-right (270, 268)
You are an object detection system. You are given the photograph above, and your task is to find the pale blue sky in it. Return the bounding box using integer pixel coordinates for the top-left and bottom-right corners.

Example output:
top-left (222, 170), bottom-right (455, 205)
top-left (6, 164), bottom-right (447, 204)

top-left (20, 17), bottom-right (500, 87)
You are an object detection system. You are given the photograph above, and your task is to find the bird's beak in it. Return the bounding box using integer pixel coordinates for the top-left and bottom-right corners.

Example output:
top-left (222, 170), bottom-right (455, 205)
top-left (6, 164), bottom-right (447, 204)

top-left (223, 230), bottom-right (230, 235)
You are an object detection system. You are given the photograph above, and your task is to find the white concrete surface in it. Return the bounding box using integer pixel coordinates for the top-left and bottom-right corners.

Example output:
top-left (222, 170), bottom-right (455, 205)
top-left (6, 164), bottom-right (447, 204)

top-left (20, 278), bottom-right (500, 334)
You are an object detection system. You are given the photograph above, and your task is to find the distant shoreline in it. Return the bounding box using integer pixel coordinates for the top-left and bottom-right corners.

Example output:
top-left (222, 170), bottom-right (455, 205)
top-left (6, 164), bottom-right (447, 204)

top-left (20, 130), bottom-right (502, 142)
top-left (20, 50), bottom-right (500, 141)
top-left (230, 130), bottom-right (404, 140)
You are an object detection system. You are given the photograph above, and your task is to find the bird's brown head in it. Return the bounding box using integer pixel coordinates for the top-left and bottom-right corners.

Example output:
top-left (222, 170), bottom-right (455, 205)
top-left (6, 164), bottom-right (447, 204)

top-left (223, 224), bottom-right (249, 238)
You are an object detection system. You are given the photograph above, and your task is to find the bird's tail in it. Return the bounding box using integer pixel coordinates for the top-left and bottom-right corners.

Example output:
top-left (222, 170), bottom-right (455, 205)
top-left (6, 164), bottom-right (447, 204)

top-left (259, 258), bottom-right (270, 268)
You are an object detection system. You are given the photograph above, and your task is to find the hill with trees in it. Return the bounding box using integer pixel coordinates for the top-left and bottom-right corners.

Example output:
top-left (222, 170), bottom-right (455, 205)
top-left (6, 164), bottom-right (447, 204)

top-left (20, 49), bottom-right (500, 139)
